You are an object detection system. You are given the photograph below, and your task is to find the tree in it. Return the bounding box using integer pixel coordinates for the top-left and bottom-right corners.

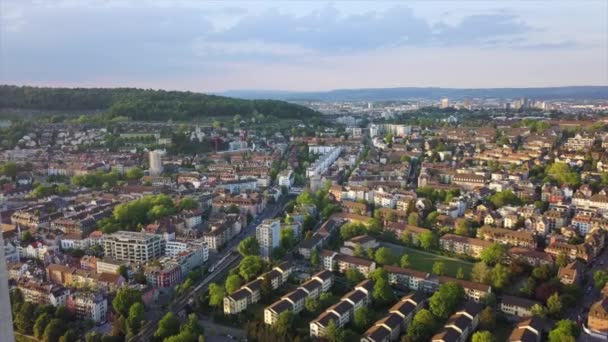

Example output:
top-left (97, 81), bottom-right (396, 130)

top-left (14, 301), bottom-right (36, 334)
top-left (401, 232), bottom-right (413, 246)
top-left (520, 277), bottom-right (537, 297)
top-left (353, 307), bottom-right (373, 331)
top-left (548, 320), bottom-right (580, 342)
top-left (372, 277), bottom-right (396, 305)
top-left (112, 287), bottom-right (143, 317)
top-left (432, 261), bottom-right (445, 276)
top-left (310, 249), bottom-right (320, 267)
top-left (547, 292), bottom-right (563, 317)
top-left (419, 231), bottom-right (436, 250)
top-left (532, 264), bottom-right (551, 280)
top-left (556, 252), bottom-right (569, 268)
top-left (374, 247), bottom-right (396, 265)
top-left (547, 162), bottom-right (580, 186)
top-left (480, 243), bottom-right (506, 265)
top-left (127, 302), bottom-right (145, 335)
top-left (117, 264), bottom-right (129, 280)
top-left (429, 282), bottom-right (465, 319)
top-left (59, 330), bottom-right (78, 342)
top-left (345, 268), bottom-right (365, 286)
top-left (125, 167), bottom-right (144, 180)
top-left (531, 304), bottom-right (547, 318)
top-left (454, 219), bottom-right (471, 236)
top-left (181, 313), bottom-right (204, 336)
top-left (325, 319), bottom-right (345, 342)
top-left (456, 267), bottom-right (465, 279)
top-left (178, 197), bottom-right (198, 211)
top-left (274, 311), bottom-right (293, 336)
top-left (491, 264), bottom-right (510, 289)
top-left (155, 312), bottom-right (180, 341)
top-left (406, 309), bottom-right (437, 341)
top-left (305, 297), bottom-right (320, 313)
top-left (594, 270), bottom-right (608, 289)
top-left (280, 227), bottom-right (296, 249)
top-left (34, 313), bottom-right (52, 339)
top-left (225, 274), bottom-right (243, 294)
top-left (239, 255), bottom-right (264, 281)
top-left (471, 262), bottom-right (492, 284)
top-left (340, 222), bottom-right (367, 241)
top-left (43, 319), bottom-right (64, 342)
top-left (472, 331), bottom-right (494, 342)
top-left (354, 244), bottom-right (365, 258)
top-left (488, 190), bottom-right (523, 208)
top-left (400, 255), bottom-right (410, 268)
top-left (208, 283), bottom-right (225, 307)
top-left (479, 307), bottom-right (496, 330)
top-left (407, 212), bottom-right (420, 226)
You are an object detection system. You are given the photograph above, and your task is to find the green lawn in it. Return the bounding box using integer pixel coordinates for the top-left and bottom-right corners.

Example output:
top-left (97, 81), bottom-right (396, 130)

top-left (382, 242), bottom-right (474, 279)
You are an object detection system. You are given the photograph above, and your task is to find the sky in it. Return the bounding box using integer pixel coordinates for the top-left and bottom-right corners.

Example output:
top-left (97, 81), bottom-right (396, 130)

top-left (0, 0), bottom-right (607, 92)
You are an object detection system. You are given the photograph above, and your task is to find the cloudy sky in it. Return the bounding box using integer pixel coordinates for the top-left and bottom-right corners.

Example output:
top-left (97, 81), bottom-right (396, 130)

top-left (1, 0), bottom-right (606, 92)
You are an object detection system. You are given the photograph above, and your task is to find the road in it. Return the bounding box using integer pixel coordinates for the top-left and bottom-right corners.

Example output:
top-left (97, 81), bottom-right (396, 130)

top-left (130, 195), bottom-right (289, 341)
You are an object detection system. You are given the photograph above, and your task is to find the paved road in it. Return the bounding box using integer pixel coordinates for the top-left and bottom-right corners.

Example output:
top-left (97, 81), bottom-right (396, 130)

top-left (130, 195), bottom-right (289, 341)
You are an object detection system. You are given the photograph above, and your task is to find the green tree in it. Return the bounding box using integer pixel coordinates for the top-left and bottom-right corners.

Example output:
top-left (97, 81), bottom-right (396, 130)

top-left (274, 311), bottom-right (294, 336)
top-left (154, 312), bottom-right (180, 341)
top-left (112, 287), bottom-right (143, 317)
top-left (479, 307), bottom-right (496, 330)
top-left (353, 307), bottom-right (374, 331)
top-left (547, 292), bottom-right (563, 317)
top-left (429, 282), bottom-right (465, 319)
top-left (472, 262), bottom-right (492, 284)
top-left (419, 231), bottom-right (436, 250)
top-left (480, 243), bottom-right (507, 265)
top-left (432, 261), bottom-right (446, 276)
top-left (407, 212), bottom-right (420, 226)
top-left (178, 197), bottom-right (198, 211)
top-left (208, 283), bottom-right (225, 307)
top-left (400, 255), bottom-right (410, 268)
top-left (345, 268), bottom-right (365, 286)
top-left (531, 304), bottom-right (547, 318)
top-left (125, 167), bottom-right (144, 180)
top-left (374, 247), bottom-right (396, 265)
top-left (456, 267), bottom-right (465, 279)
top-left (305, 297), bottom-right (320, 313)
top-left (454, 219), bottom-right (471, 236)
top-left (59, 330), bottom-right (78, 342)
top-left (127, 302), bottom-right (145, 335)
top-left (406, 309), bottom-right (437, 341)
top-left (280, 227), bottom-right (296, 249)
top-left (239, 255), bottom-right (264, 281)
top-left (225, 274), bottom-right (243, 294)
top-left (472, 331), bottom-right (494, 342)
top-left (491, 264), bottom-right (510, 289)
top-left (34, 312), bottom-right (52, 339)
top-left (488, 190), bottom-right (523, 208)
top-left (594, 270), bottom-right (608, 289)
top-left (43, 319), bottom-right (64, 342)
top-left (401, 232), bottom-right (413, 246)
top-left (548, 320), bottom-right (580, 342)
top-left (354, 244), bottom-right (365, 258)
top-left (532, 264), bottom-right (552, 280)
top-left (14, 301), bottom-right (36, 334)
top-left (556, 252), bottom-right (569, 268)
top-left (311, 249), bottom-right (319, 266)
top-left (372, 277), bottom-right (395, 305)
top-left (547, 162), bottom-right (580, 186)
top-left (325, 319), bottom-right (345, 342)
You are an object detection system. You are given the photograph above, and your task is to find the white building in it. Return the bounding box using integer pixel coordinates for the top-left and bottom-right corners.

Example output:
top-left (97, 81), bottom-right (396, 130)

top-left (67, 292), bottom-right (108, 323)
top-left (149, 150), bottom-right (164, 177)
top-left (278, 169), bottom-right (294, 189)
top-left (256, 219), bottom-right (281, 260)
top-left (103, 231), bottom-right (165, 263)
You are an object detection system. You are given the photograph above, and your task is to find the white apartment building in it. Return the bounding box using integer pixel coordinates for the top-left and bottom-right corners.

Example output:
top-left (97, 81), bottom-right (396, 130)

top-left (306, 146), bottom-right (343, 178)
top-left (278, 169), bottom-right (294, 188)
top-left (256, 219), bottom-right (280, 260)
top-left (103, 231), bottom-right (165, 263)
top-left (67, 292), bottom-right (108, 323)
top-left (149, 150), bottom-right (164, 176)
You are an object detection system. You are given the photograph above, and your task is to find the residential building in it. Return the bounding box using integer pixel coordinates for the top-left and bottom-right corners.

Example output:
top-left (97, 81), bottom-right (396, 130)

top-left (431, 302), bottom-right (482, 342)
top-left (588, 298), bottom-right (608, 334)
top-left (500, 295), bottom-right (540, 318)
top-left (66, 292), bottom-right (108, 323)
top-left (256, 219), bottom-right (281, 260)
top-left (103, 231), bottom-right (165, 263)
top-left (439, 234), bottom-right (492, 258)
top-left (361, 292), bottom-right (425, 342)
top-left (508, 316), bottom-right (543, 342)
top-left (558, 260), bottom-right (584, 285)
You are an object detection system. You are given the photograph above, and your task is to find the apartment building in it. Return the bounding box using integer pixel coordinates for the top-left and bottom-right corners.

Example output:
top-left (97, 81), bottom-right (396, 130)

top-left (256, 219), bottom-right (281, 260)
top-left (500, 295), bottom-right (540, 318)
top-left (103, 231), bottom-right (165, 263)
top-left (320, 250), bottom-right (377, 277)
top-left (431, 302), bottom-right (482, 342)
top-left (66, 292), bottom-right (108, 323)
top-left (17, 279), bottom-right (70, 307)
top-left (438, 276), bottom-right (492, 303)
top-left (383, 265), bottom-right (432, 292)
top-left (264, 270), bottom-right (333, 325)
top-left (224, 262), bottom-right (293, 315)
top-left (588, 298), bottom-right (608, 334)
top-left (439, 234), bottom-right (492, 258)
top-left (361, 292), bottom-right (425, 342)
top-left (477, 226), bottom-right (536, 248)
top-left (508, 316), bottom-right (543, 342)
top-left (310, 280), bottom-right (374, 338)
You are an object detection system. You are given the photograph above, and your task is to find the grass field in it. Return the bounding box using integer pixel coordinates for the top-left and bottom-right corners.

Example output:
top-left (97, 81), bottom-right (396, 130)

top-left (382, 242), bottom-right (474, 279)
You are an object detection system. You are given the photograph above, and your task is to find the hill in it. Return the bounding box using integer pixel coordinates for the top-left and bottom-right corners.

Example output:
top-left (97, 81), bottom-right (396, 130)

top-left (0, 85), bottom-right (320, 121)
top-left (221, 86), bottom-right (608, 102)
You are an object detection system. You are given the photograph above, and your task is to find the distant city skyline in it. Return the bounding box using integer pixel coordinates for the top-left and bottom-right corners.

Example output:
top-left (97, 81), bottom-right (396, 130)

top-left (0, 1), bottom-right (606, 92)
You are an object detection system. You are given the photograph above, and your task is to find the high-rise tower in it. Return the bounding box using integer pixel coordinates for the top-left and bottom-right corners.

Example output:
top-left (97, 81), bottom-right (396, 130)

top-left (0, 214), bottom-right (15, 341)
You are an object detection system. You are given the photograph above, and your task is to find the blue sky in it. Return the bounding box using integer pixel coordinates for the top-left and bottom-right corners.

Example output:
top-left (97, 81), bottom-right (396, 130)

top-left (0, 0), bottom-right (606, 91)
